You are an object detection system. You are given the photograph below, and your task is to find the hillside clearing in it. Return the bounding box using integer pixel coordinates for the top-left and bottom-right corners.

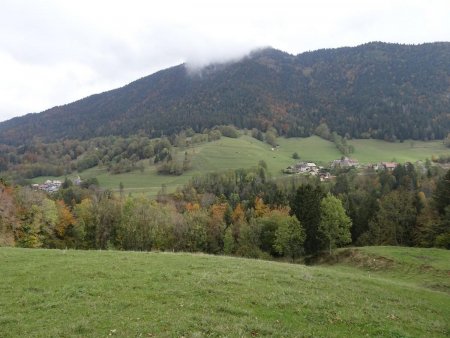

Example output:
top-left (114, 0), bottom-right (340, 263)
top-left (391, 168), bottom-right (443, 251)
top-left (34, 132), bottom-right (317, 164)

top-left (29, 135), bottom-right (450, 197)
top-left (348, 139), bottom-right (450, 164)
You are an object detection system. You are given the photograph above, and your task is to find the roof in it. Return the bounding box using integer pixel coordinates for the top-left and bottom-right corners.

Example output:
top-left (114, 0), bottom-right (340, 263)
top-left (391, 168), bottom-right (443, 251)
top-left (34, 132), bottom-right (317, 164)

top-left (382, 162), bottom-right (398, 168)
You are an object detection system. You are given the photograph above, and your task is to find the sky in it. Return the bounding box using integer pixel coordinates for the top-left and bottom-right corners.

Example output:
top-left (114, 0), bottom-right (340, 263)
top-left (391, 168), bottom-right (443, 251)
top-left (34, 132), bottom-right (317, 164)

top-left (0, 0), bottom-right (449, 122)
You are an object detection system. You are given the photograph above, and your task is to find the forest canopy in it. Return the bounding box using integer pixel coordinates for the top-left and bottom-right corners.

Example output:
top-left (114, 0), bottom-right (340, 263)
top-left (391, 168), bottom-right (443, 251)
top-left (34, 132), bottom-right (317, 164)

top-left (0, 42), bottom-right (449, 146)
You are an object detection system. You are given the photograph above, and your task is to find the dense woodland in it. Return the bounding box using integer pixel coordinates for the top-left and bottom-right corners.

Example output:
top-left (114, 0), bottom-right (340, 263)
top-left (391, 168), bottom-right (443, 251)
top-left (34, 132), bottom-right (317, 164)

top-left (1, 159), bottom-right (449, 258)
top-left (0, 42), bottom-right (449, 145)
top-left (0, 127), bottom-right (232, 180)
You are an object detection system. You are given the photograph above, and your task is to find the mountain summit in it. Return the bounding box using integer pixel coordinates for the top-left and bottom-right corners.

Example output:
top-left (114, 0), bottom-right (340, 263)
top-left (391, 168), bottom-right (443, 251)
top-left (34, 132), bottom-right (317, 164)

top-left (1, 42), bottom-right (449, 145)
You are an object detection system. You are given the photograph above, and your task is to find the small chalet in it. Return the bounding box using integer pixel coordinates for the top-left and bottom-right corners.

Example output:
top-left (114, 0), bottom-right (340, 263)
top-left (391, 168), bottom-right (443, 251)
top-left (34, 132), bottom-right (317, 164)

top-left (73, 176), bottom-right (82, 185)
top-left (381, 162), bottom-right (398, 171)
top-left (331, 157), bottom-right (359, 168)
top-left (369, 162), bottom-right (399, 172)
top-left (319, 172), bottom-right (332, 181)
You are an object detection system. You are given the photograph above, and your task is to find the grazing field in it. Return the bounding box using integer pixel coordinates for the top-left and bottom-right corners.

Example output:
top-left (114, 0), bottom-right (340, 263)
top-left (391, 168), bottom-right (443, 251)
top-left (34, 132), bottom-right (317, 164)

top-left (348, 139), bottom-right (450, 164)
top-left (275, 136), bottom-right (344, 164)
top-left (79, 164), bottom-right (194, 196)
top-left (32, 135), bottom-right (344, 195)
top-left (31, 135), bottom-right (450, 196)
top-left (71, 135), bottom-right (347, 195)
top-left (0, 246), bottom-right (449, 337)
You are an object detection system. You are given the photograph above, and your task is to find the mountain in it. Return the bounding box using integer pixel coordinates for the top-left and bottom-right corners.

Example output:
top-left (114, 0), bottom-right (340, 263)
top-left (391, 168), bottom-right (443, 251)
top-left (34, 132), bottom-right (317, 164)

top-left (0, 42), bottom-right (449, 145)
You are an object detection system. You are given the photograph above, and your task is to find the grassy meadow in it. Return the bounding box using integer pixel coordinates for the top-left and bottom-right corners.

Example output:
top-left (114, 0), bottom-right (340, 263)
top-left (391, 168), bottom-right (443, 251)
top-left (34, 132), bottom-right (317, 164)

top-left (31, 134), bottom-right (450, 196)
top-left (348, 139), bottom-right (450, 164)
top-left (0, 246), bottom-right (448, 337)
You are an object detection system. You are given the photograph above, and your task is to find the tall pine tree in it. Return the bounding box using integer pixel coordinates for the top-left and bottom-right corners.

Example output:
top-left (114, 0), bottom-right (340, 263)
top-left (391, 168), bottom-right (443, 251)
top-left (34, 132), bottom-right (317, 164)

top-left (290, 184), bottom-right (325, 255)
top-left (433, 169), bottom-right (450, 215)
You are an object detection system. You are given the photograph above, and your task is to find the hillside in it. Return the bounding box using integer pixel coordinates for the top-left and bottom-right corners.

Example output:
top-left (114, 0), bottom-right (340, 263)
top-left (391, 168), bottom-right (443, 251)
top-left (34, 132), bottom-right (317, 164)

top-left (29, 135), bottom-right (450, 196)
top-left (0, 42), bottom-right (449, 145)
top-left (0, 246), bottom-right (448, 337)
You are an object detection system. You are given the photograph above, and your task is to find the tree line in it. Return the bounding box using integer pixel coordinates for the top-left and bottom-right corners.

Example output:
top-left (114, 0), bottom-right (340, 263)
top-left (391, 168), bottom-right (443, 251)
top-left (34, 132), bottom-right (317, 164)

top-left (0, 126), bottom-right (235, 181)
top-left (1, 162), bottom-right (449, 258)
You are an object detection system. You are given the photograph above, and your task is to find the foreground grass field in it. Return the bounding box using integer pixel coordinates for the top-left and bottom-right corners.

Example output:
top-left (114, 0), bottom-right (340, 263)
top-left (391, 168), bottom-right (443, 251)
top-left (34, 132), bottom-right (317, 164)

top-left (1, 246), bottom-right (448, 337)
top-left (31, 135), bottom-right (450, 196)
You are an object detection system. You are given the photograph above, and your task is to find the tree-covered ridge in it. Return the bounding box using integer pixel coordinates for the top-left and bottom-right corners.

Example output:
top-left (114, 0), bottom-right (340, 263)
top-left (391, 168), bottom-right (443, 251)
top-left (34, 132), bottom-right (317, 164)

top-left (0, 42), bottom-right (449, 145)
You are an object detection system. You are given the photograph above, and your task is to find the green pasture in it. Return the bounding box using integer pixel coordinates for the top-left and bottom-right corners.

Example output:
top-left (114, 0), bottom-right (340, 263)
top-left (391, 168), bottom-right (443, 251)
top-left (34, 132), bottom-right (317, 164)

top-left (81, 135), bottom-right (345, 195)
top-left (0, 246), bottom-right (448, 337)
top-left (348, 139), bottom-right (449, 164)
top-left (30, 135), bottom-right (450, 196)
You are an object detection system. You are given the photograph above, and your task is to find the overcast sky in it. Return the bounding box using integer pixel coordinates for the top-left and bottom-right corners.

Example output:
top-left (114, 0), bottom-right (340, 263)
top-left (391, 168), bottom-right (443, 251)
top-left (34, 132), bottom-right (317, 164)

top-left (0, 0), bottom-right (449, 122)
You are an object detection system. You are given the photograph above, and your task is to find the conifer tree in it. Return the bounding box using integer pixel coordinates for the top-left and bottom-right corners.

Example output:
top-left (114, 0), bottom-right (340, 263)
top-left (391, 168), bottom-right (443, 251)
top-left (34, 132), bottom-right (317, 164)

top-left (290, 184), bottom-right (325, 254)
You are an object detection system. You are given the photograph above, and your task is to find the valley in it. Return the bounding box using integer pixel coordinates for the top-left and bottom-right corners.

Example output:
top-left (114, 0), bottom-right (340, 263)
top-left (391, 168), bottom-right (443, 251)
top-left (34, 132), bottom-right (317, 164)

top-left (29, 135), bottom-right (450, 196)
top-left (1, 4), bottom-right (450, 337)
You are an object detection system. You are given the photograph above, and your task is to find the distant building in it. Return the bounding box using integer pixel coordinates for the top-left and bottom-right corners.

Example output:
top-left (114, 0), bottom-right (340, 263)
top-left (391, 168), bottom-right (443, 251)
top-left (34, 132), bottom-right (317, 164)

top-left (319, 172), bottom-right (332, 181)
top-left (32, 180), bottom-right (62, 193)
top-left (73, 176), bottom-right (82, 185)
top-left (284, 161), bottom-right (319, 175)
top-left (331, 157), bottom-right (359, 168)
top-left (381, 162), bottom-right (398, 171)
top-left (370, 162), bottom-right (398, 172)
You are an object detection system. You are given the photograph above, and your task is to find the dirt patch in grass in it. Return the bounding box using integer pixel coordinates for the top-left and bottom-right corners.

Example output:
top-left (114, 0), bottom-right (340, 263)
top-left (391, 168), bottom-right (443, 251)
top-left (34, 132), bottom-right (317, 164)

top-left (311, 248), bottom-right (396, 271)
top-left (424, 282), bottom-right (450, 293)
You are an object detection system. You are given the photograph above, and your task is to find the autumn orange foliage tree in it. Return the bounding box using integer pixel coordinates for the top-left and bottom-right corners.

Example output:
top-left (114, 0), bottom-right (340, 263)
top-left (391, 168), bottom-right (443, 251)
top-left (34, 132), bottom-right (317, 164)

top-left (0, 183), bottom-right (16, 246)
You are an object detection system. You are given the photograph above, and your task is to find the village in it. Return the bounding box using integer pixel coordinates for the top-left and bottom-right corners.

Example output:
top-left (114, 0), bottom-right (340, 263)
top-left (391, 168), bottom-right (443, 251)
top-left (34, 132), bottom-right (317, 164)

top-left (283, 156), bottom-right (403, 181)
top-left (31, 176), bottom-right (82, 193)
top-left (29, 155), bottom-right (432, 194)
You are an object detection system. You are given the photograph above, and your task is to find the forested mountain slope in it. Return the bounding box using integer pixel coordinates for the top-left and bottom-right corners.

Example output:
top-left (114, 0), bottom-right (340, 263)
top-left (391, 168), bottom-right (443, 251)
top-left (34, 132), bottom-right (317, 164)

top-left (1, 42), bottom-right (449, 145)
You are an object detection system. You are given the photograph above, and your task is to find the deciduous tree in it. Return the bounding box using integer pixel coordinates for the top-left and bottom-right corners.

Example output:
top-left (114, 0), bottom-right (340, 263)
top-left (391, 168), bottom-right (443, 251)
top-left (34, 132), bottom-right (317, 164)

top-left (273, 215), bottom-right (305, 261)
top-left (318, 194), bottom-right (352, 254)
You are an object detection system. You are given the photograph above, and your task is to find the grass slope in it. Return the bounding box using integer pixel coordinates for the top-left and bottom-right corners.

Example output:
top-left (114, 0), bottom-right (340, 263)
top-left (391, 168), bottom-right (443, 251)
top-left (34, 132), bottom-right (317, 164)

top-left (35, 135), bottom-right (344, 196)
top-left (0, 246), bottom-right (448, 337)
top-left (31, 135), bottom-right (450, 196)
top-left (348, 139), bottom-right (450, 164)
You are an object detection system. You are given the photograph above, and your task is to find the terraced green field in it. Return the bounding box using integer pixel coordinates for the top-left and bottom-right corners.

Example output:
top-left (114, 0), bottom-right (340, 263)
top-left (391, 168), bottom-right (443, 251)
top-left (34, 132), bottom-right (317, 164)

top-left (0, 246), bottom-right (448, 337)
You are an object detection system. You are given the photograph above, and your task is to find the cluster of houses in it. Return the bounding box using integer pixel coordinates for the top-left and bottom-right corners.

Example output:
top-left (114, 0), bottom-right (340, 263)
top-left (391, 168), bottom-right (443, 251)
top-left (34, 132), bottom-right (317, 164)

top-left (331, 157), bottom-right (359, 168)
top-left (284, 162), bottom-right (331, 181)
top-left (32, 180), bottom-right (62, 193)
top-left (284, 162), bottom-right (319, 174)
top-left (31, 176), bottom-right (82, 193)
top-left (330, 157), bottom-right (399, 171)
top-left (284, 156), bottom-right (401, 180)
